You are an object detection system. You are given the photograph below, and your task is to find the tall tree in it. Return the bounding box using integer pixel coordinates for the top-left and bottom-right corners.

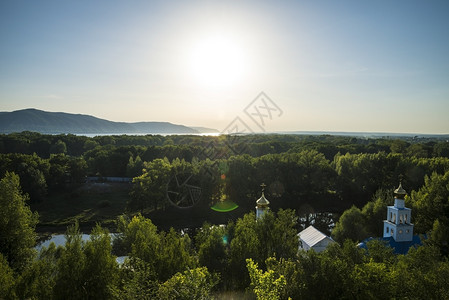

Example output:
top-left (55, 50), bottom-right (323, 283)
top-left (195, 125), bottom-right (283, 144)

top-left (332, 205), bottom-right (368, 243)
top-left (158, 267), bottom-right (219, 300)
top-left (195, 223), bottom-right (227, 275)
top-left (54, 223), bottom-right (119, 299)
top-left (82, 225), bottom-right (119, 299)
top-left (0, 172), bottom-right (38, 271)
top-left (15, 243), bottom-right (59, 300)
top-left (228, 210), bottom-right (299, 289)
top-left (411, 171), bottom-right (449, 233)
top-left (246, 258), bottom-right (286, 300)
top-left (114, 214), bottom-right (196, 282)
top-left (0, 253), bottom-right (16, 299)
top-left (53, 223), bottom-right (87, 300)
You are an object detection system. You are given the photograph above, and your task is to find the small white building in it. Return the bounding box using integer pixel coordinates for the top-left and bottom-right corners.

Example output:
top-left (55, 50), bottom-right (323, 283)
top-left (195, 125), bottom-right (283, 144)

top-left (298, 225), bottom-right (335, 253)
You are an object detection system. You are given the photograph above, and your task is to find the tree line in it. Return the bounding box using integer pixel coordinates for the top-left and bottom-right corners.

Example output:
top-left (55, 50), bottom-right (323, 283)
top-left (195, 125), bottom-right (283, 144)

top-left (2, 132), bottom-right (449, 160)
top-left (1, 134), bottom-right (448, 204)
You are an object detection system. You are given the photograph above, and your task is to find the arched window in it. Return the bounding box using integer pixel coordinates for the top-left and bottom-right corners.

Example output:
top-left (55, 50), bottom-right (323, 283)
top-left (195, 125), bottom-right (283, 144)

top-left (386, 226), bottom-right (389, 233)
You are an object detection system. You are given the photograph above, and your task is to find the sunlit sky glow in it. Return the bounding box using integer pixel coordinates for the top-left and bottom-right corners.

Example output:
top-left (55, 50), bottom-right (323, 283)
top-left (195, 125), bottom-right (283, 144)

top-left (1, 0), bottom-right (448, 134)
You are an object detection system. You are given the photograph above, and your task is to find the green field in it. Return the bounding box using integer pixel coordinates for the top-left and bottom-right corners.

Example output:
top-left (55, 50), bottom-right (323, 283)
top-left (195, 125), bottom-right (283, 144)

top-left (31, 182), bottom-right (130, 233)
top-left (31, 182), bottom-right (245, 233)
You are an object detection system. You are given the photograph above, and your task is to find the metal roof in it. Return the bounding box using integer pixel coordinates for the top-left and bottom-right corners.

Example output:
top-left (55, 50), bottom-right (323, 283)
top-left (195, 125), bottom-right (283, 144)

top-left (358, 235), bottom-right (424, 255)
top-left (298, 225), bottom-right (332, 247)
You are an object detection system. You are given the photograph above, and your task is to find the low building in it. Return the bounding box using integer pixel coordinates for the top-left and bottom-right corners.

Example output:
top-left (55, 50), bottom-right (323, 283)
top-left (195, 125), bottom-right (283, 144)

top-left (298, 225), bottom-right (335, 253)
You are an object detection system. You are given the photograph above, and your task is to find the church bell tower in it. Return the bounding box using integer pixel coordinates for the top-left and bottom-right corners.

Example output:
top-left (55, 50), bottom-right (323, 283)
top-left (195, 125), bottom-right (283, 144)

top-left (383, 181), bottom-right (414, 242)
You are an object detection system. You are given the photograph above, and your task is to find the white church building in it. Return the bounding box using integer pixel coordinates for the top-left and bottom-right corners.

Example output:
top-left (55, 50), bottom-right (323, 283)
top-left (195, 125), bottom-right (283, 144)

top-left (383, 182), bottom-right (414, 242)
top-left (359, 181), bottom-right (423, 254)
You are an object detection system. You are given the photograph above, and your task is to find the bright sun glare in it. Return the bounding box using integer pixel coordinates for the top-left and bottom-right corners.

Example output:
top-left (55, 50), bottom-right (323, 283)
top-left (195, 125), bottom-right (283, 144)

top-left (188, 36), bottom-right (247, 88)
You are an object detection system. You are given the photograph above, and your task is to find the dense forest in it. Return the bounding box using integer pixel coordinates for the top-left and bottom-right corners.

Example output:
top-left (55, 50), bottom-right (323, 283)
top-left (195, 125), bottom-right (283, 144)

top-left (1, 132), bottom-right (449, 299)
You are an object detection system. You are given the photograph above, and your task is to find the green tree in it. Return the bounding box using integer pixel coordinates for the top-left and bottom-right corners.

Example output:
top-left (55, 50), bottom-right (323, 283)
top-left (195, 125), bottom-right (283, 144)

top-left (114, 214), bottom-right (161, 262)
top-left (82, 225), bottom-right (118, 299)
top-left (433, 142), bottom-right (449, 158)
top-left (53, 223), bottom-right (87, 299)
top-left (351, 260), bottom-right (393, 299)
top-left (265, 257), bottom-right (304, 299)
top-left (48, 153), bottom-right (68, 189)
top-left (83, 139), bottom-right (99, 151)
top-left (68, 157), bottom-right (88, 183)
top-left (54, 223), bottom-right (119, 299)
top-left (361, 188), bottom-right (391, 237)
top-left (156, 228), bottom-right (196, 281)
top-left (246, 258), bottom-right (286, 300)
top-left (130, 158), bottom-right (173, 211)
top-left (228, 212), bottom-right (262, 289)
top-left (196, 223), bottom-right (227, 274)
top-left (114, 214), bottom-right (195, 282)
top-left (391, 245), bottom-right (449, 299)
top-left (0, 172), bottom-right (38, 272)
top-left (255, 209), bottom-right (299, 261)
top-left (390, 139), bottom-right (409, 154)
top-left (294, 248), bottom-right (348, 299)
top-left (126, 155), bottom-right (144, 178)
top-left (15, 243), bottom-right (59, 300)
top-left (0, 253), bottom-right (16, 299)
top-left (406, 143), bottom-right (429, 158)
top-left (228, 210), bottom-right (298, 290)
top-left (364, 239), bottom-right (395, 265)
top-left (411, 171), bottom-right (449, 233)
top-left (332, 205), bottom-right (368, 243)
top-left (50, 140), bottom-right (67, 155)
top-left (114, 257), bottom-right (158, 300)
top-left (428, 219), bottom-right (449, 256)
top-left (158, 267), bottom-right (219, 300)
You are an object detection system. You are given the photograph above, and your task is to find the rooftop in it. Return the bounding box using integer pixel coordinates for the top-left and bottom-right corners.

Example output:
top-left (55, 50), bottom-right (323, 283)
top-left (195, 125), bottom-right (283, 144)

top-left (358, 235), bottom-right (424, 255)
top-left (298, 225), bottom-right (333, 247)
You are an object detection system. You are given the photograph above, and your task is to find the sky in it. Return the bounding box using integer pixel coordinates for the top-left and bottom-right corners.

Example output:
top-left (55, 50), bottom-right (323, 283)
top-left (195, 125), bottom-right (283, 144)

top-left (1, 0), bottom-right (448, 134)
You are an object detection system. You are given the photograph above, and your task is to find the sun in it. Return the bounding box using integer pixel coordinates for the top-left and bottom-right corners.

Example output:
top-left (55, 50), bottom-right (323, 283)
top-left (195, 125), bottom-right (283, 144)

top-left (188, 36), bottom-right (248, 88)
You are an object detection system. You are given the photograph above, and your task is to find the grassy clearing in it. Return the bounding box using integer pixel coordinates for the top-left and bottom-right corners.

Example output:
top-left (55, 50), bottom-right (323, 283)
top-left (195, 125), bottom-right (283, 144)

top-left (31, 182), bottom-right (246, 233)
top-left (31, 182), bottom-right (131, 232)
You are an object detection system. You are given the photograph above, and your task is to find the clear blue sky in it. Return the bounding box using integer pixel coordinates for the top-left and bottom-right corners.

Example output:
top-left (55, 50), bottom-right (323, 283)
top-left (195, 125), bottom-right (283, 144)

top-left (1, 0), bottom-right (448, 133)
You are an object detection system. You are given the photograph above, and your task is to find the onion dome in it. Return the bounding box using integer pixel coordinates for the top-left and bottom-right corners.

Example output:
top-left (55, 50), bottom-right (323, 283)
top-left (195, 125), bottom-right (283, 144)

top-left (256, 192), bottom-right (270, 207)
top-left (394, 182), bottom-right (407, 199)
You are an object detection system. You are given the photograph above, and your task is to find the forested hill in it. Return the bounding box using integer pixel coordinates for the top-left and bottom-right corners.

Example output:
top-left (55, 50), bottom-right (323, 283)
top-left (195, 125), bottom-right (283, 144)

top-left (0, 108), bottom-right (217, 134)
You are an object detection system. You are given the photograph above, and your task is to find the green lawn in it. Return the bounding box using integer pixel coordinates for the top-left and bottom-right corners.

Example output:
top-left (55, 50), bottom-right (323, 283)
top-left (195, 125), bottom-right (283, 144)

top-left (31, 182), bottom-right (131, 232)
top-left (31, 182), bottom-right (246, 233)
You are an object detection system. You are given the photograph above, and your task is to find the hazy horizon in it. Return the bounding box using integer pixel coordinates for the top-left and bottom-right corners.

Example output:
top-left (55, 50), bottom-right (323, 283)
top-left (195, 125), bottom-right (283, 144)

top-left (3, 107), bottom-right (449, 136)
top-left (1, 1), bottom-right (448, 134)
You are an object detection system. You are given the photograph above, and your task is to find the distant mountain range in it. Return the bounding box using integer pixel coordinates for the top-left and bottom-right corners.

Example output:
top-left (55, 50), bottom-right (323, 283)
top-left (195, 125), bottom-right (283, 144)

top-left (0, 109), bottom-right (218, 134)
